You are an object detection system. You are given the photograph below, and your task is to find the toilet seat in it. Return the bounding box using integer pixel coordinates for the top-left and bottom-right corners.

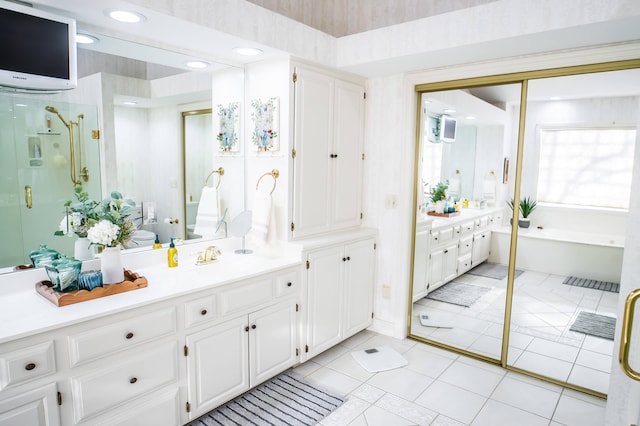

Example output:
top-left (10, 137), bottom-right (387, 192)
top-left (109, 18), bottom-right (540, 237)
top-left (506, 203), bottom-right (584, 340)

top-left (132, 229), bottom-right (155, 246)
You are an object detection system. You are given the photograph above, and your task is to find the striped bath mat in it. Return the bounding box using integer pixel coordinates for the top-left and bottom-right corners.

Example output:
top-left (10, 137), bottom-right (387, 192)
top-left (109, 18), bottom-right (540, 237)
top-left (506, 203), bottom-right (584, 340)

top-left (562, 276), bottom-right (619, 293)
top-left (188, 371), bottom-right (345, 425)
top-left (569, 311), bottom-right (616, 340)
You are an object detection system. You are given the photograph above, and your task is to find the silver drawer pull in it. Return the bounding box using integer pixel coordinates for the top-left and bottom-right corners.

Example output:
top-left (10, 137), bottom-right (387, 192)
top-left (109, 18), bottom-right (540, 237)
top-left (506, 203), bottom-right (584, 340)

top-left (125, 332), bottom-right (134, 340)
top-left (129, 377), bottom-right (138, 384)
top-left (25, 363), bottom-right (36, 371)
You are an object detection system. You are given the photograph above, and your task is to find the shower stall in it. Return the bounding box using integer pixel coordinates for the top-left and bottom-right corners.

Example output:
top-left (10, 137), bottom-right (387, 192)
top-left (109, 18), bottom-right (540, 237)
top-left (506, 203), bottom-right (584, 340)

top-left (0, 94), bottom-right (101, 269)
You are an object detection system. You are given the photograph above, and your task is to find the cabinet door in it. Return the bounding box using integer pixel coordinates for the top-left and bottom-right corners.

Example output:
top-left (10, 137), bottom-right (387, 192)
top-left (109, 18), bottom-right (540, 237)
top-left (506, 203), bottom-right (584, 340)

top-left (305, 246), bottom-right (344, 358)
top-left (472, 230), bottom-right (491, 265)
top-left (343, 239), bottom-right (374, 338)
top-left (428, 249), bottom-right (444, 291)
top-left (249, 302), bottom-right (297, 385)
top-left (442, 243), bottom-right (459, 283)
top-left (292, 66), bottom-right (334, 238)
top-left (186, 316), bottom-right (249, 417)
top-left (332, 79), bottom-right (364, 230)
top-left (0, 382), bottom-right (60, 426)
top-left (412, 229), bottom-right (430, 301)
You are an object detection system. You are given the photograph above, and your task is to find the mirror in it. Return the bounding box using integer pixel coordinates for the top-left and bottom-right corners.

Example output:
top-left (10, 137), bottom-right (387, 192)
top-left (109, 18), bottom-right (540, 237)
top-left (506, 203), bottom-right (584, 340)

top-left (229, 211), bottom-right (253, 254)
top-left (0, 39), bottom-right (245, 271)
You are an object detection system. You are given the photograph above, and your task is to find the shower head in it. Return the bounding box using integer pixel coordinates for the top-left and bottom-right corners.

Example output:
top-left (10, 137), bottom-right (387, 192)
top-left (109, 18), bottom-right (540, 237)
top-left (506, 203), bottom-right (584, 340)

top-left (45, 105), bottom-right (69, 127)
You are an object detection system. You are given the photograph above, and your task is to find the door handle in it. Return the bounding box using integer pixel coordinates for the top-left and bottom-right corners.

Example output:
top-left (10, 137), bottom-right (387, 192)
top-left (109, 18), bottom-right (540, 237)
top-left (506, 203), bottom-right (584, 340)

top-left (619, 288), bottom-right (640, 381)
top-left (25, 185), bottom-right (32, 209)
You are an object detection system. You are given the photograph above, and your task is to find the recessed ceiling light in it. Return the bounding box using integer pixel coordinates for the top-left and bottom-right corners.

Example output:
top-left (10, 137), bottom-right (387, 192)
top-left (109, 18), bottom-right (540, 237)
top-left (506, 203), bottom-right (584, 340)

top-left (106, 10), bottom-right (146, 23)
top-left (15, 103), bottom-right (27, 107)
top-left (122, 101), bottom-right (138, 106)
top-left (186, 60), bottom-right (209, 69)
top-left (423, 99), bottom-right (432, 104)
top-left (233, 47), bottom-right (263, 56)
top-left (443, 109), bottom-right (456, 113)
top-left (465, 116), bottom-right (476, 120)
top-left (76, 33), bottom-right (98, 44)
top-left (550, 96), bottom-right (562, 101)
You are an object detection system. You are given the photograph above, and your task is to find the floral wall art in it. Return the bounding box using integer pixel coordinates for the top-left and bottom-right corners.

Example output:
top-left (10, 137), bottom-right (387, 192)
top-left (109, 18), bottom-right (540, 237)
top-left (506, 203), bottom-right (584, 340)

top-left (251, 97), bottom-right (279, 152)
top-left (216, 102), bottom-right (240, 153)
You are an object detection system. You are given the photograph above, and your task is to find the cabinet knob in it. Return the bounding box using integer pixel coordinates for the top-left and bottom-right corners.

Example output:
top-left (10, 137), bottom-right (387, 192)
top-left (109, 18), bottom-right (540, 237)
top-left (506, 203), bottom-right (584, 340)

top-left (245, 326), bottom-right (250, 332)
top-left (201, 309), bottom-right (208, 316)
top-left (287, 282), bottom-right (292, 287)
top-left (129, 377), bottom-right (138, 384)
top-left (251, 324), bottom-right (257, 330)
top-left (444, 249), bottom-right (448, 254)
top-left (342, 257), bottom-right (347, 262)
top-left (25, 363), bottom-right (36, 371)
top-left (125, 332), bottom-right (134, 340)
top-left (330, 153), bottom-right (338, 158)
top-left (347, 256), bottom-right (351, 261)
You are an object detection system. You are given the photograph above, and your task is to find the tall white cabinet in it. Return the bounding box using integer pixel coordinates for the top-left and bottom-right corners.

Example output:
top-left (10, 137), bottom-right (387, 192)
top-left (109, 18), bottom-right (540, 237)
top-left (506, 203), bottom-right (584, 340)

top-left (291, 65), bottom-right (365, 239)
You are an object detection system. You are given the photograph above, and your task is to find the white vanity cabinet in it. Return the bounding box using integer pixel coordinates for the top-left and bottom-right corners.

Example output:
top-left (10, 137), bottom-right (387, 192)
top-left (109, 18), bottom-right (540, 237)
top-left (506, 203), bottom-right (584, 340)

top-left (301, 236), bottom-right (375, 361)
top-left (0, 383), bottom-right (60, 426)
top-left (412, 223), bottom-right (431, 301)
top-left (184, 268), bottom-right (299, 421)
top-left (427, 225), bottom-right (459, 292)
top-left (291, 64), bottom-right (366, 239)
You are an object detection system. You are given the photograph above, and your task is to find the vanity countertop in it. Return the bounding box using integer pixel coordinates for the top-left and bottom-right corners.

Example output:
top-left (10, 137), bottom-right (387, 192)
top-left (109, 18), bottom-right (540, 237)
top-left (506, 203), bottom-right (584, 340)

top-left (417, 206), bottom-right (505, 229)
top-left (0, 238), bottom-right (302, 344)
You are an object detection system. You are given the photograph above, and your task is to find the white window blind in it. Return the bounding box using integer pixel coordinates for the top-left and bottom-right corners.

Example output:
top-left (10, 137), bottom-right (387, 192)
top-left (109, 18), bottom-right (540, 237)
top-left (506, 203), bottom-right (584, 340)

top-left (537, 128), bottom-right (636, 209)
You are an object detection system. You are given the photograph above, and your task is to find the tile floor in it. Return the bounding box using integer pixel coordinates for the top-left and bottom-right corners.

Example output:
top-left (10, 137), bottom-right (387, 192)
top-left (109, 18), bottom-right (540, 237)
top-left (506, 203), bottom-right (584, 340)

top-left (411, 267), bottom-right (617, 394)
top-left (293, 331), bottom-right (607, 426)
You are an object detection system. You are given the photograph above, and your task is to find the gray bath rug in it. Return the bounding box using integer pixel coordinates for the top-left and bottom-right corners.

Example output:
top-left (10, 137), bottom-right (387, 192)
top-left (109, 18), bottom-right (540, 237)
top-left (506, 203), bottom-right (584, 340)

top-left (562, 276), bottom-right (620, 293)
top-left (188, 371), bottom-right (344, 426)
top-left (569, 311), bottom-right (616, 341)
top-left (426, 281), bottom-right (491, 307)
top-left (466, 262), bottom-right (524, 280)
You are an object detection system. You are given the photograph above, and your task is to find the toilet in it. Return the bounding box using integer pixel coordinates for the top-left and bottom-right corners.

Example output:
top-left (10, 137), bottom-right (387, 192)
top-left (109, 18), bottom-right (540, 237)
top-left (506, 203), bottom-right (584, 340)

top-left (130, 229), bottom-right (156, 248)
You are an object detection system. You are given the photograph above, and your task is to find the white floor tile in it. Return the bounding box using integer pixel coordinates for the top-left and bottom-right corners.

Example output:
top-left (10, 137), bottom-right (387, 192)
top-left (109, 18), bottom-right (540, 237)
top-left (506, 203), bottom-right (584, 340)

top-left (414, 380), bottom-right (487, 424)
top-left (512, 351), bottom-right (573, 382)
top-left (439, 359), bottom-right (503, 397)
top-left (327, 352), bottom-right (375, 382)
top-left (431, 415), bottom-right (467, 425)
top-left (312, 344), bottom-right (351, 366)
top-left (467, 333), bottom-right (501, 358)
top-left (350, 383), bottom-right (385, 404)
top-left (574, 348), bottom-right (612, 373)
top-left (319, 397), bottom-right (370, 426)
top-left (567, 364), bottom-right (610, 395)
top-left (307, 366), bottom-right (362, 396)
top-left (581, 335), bottom-right (614, 355)
top-left (490, 375), bottom-right (561, 418)
top-left (291, 360), bottom-right (322, 377)
top-left (552, 392), bottom-right (606, 426)
top-left (365, 367), bottom-right (432, 401)
top-left (403, 345), bottom-right (456, 378)
top-left (471, 399), bottom-right (549, 426)
top-left (360, 405), bottom-right (416, 426)
top-left (526, 338), bottom-right (580, 363)
top-left (375, 393), bottom-right (438, 426)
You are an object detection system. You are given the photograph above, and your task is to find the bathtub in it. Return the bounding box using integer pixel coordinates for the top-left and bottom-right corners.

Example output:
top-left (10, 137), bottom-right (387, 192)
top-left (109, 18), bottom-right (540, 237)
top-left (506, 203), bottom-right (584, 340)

top-left (489, 226), bottom-right (624, 283)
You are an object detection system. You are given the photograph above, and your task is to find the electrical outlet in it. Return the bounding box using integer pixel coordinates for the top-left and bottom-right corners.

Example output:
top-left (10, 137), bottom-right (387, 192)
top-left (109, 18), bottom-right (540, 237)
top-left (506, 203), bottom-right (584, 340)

top-left (382, 284), bottom-right (391, 298)
top-left (384, 194), bottom-right (398, 209)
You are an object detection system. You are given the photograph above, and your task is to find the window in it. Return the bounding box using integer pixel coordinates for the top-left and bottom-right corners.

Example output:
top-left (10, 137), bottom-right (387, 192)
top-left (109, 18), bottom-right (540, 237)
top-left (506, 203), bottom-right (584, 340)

top-left (537, 128), bottom-right (636, 209)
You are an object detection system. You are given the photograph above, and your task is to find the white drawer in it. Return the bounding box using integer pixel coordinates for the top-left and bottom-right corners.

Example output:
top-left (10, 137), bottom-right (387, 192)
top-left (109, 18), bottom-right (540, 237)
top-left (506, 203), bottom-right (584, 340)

top-left (219, 277), bottom-right (274, 317)
top-left (185, 295), bottom-right (217, 328)
top-left (460, 221), bottom-right (475, 235)
top-left (107, 388), bottom-right (181, 426)
top-left (0, 341), bottom-right (55, 390)
top-left (68, 307), bottom-right (176, 366)
top-left (458, 235), bottom-right (473, 256)
top-left (457, 254), bottom-right (473, 274)
top-left (71, 342), bottom-right (178, 422)
top-left (275, 270), bottom-right (299, 298)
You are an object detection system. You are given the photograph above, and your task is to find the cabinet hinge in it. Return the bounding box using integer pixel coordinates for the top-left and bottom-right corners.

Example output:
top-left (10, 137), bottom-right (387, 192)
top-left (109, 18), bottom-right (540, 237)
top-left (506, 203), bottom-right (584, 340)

top-left (306, 260), bottom-right (310, 269)
top-left (374, 243), bottom-right (377, 250)
top-left (305, 345), bottom-right (309, 353)
top-left (291, 148), bottom-right (297, 158)
top-left (372, 312), bottom-right (374, 319)
top-left (296, 303), bottom-right (299, 312)
top-left (362, 153), bottom-right (365, 160)
top-left (184, 345), bottom-right (189, 357)
top-left (296, 348), bottom-right (299, 356)
top-left (91, 130), bottom-right (100, 140)
top-left (293, 72), bottom-right (297, 83)
top-left (364, 92), bottom-right (366, 99)
top-left (57, 391), bottom-right (62, 406)
top-left (186, 402), bottom-right (191, 413)
top-left (360, 212), bottom-right (363, 220)
top-left (291, 222), bottom-right (295, 232)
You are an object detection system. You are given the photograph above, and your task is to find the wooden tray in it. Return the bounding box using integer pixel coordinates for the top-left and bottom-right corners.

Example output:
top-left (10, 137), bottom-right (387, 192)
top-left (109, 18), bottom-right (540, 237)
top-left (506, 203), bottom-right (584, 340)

top-left (427, 211), bottom-right (460, 217)
top-left (35, 270), bottom-right (147, 307)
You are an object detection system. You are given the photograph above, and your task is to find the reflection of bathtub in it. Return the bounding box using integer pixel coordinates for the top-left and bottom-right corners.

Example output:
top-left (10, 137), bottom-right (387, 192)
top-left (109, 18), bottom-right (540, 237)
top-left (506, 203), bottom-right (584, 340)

top-left (489, 226), bottom-right (624, 283)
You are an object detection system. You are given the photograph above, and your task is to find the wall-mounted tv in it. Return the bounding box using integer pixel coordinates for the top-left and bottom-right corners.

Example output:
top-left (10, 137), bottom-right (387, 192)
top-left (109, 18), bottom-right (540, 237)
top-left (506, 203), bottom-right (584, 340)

top-left (439, 115), bottom-right (457, 143)
top-left (0, 1), bottom-right (77, 92)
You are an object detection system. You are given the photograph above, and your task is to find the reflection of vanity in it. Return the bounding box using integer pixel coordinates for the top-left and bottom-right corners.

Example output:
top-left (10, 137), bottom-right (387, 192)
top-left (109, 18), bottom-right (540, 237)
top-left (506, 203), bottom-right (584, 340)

top-left (413, 207), bottom-right (504, 302)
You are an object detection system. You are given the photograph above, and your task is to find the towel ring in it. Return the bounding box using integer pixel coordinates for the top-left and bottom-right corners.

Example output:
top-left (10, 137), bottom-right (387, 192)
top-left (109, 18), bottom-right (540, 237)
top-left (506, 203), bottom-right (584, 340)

top-left (204, 167), bottom-right (225, 189)
top-left (256, 169), bottom-right (279, 194)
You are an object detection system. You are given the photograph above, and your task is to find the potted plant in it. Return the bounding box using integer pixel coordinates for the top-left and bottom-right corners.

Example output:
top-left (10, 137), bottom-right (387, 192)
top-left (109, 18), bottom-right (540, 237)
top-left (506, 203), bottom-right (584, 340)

top-left (430, 181), bottom-right (449, 213)
top-left (507, 196), bottom-right (537, 228)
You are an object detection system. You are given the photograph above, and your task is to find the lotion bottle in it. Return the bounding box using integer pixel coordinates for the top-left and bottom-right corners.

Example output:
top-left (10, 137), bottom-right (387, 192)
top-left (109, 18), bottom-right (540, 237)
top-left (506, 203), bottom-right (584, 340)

top-left (167, 238), bottom-right (178, 267)
top-left (152, 234), bottom-right (162, 249)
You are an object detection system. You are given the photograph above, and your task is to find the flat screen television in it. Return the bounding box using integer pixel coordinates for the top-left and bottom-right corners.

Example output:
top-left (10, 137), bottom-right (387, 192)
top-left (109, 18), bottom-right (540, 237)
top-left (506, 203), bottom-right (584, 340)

top-left (439, 115), bottom-right (457, 143)
top-left (0, 1), bottom-right (77, 92)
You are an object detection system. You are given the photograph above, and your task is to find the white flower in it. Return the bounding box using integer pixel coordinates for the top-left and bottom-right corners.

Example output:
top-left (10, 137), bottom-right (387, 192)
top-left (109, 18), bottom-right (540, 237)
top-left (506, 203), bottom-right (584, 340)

top-left (87, 220), bottom-right (120, 247)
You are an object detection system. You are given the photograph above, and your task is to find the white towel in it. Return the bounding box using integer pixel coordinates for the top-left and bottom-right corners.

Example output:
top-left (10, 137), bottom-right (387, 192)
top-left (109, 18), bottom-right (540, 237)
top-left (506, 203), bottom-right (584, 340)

top-left (193, 186), bottom-right (221, 238)
top-left (248, 190), bottom-right (272, 246)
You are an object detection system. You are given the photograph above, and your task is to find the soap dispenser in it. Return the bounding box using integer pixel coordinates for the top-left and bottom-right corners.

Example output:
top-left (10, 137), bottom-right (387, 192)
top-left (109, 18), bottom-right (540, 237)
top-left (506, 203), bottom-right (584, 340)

top-left (167, 238), bottom-right (178, 267)
top-left (152, 234), bottom-right (162, 249)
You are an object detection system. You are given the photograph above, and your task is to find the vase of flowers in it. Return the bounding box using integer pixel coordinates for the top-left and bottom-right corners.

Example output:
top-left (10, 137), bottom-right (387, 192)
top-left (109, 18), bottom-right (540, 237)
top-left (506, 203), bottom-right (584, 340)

top-left (86, 191), bottom-right (136, 284)
top-left (55, 186), bottom-right (100, 261)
